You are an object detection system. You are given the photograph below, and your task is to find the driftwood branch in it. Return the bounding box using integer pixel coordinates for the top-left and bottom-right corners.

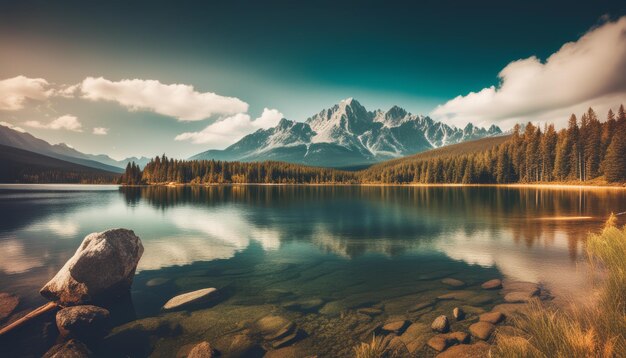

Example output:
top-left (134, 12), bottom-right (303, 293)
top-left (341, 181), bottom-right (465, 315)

top-left (0, 302), bottom-right (58, 336)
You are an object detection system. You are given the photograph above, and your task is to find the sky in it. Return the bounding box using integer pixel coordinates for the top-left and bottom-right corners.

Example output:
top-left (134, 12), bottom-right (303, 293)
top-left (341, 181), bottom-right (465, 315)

top-left (0, 0), bottom-right (625, 160)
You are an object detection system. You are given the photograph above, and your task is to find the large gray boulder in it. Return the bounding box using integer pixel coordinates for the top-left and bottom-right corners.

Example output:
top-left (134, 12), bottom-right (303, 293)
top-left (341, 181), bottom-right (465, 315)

top-left (40, 229), bottom-right (144, 305)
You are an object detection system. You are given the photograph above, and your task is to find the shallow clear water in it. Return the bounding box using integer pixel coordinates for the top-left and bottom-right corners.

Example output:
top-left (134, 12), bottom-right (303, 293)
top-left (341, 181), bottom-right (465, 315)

top-left (1, 184), bottom-right (625, 356)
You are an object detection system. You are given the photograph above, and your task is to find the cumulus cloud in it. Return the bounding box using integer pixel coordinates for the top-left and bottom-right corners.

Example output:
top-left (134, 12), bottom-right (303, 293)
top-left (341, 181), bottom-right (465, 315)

top-left (25, 115), bottom-right (83, 132)
top-left (92, 127), bottom-right (109, 135)
top-left (0, 121), bottom-right (26, 132)
top-left (432, 17), bottom-right (626, 128)
top-left (80, 77), bottom-right (249, 121)
top-left (175, 108), bottom-right (284, 147)
top-left (0, 75), bottom-right (53, 111)
top-left (57, 83), bottom-right (80, 98)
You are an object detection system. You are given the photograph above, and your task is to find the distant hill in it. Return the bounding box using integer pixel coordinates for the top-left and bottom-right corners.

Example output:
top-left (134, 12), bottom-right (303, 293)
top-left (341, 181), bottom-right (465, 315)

top-left (0, 124), bottom-right (150, 172)
top-left (191, 98), bottom-right (502, 167)
top-left (0, 144), bottom-right (120, 183)
top-left (367, 134), bottom-right (512, 170)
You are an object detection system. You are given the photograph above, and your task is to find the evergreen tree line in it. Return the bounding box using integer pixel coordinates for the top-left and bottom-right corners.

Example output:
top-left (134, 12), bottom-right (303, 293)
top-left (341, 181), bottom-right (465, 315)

top-left (121, 105), bottom-right (626, 185)
top-left (121, 156), bottom-right (359, 185)
top-left (118, 162), bottom-right (143, 185)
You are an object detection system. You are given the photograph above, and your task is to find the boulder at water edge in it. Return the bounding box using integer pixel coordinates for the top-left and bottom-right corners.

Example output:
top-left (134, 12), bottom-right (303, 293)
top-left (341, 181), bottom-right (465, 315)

top-left (40, 229), bottom-right (144, 305)
top-left (56, 305), bottom-right (111, 340)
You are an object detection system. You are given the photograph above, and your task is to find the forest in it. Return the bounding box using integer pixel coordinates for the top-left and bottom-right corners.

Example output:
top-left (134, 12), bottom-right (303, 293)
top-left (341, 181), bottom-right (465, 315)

top-left (121, 105), bottom-right (626, 185)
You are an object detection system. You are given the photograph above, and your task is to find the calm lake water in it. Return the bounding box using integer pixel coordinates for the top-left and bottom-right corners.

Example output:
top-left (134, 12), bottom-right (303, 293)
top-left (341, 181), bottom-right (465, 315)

top-left (1, 184), bottom-right (625, 357)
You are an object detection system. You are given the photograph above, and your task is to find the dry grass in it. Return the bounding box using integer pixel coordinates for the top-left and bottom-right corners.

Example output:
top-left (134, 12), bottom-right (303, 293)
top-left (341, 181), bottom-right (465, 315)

top-left (493, 214), bottom-right (626, 358)
top-left (353, 335), bottom-right (400, 358)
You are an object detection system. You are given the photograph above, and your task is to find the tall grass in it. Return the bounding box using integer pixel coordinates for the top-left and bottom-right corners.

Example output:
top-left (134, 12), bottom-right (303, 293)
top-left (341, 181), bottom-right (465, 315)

top-left (353, 335), bottom-right (400, 358)
top-left (494, 214), bottom-right (626, 358)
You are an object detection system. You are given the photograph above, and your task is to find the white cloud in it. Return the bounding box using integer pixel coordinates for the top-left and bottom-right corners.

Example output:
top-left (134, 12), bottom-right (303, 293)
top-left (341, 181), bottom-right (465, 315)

top-left (432, 17), bottom-right (626, 128)
top-left (0, 121), bottom-right (26, 133)
top-left (0, 75), bottom-right (53, 111)
top-left (80, 77), bottom-right (249, 121)
top-left (175, 108), bottom-right (284, 147)
top-left (57, 83), bottom-right (80, 98)
top-left (253, 107), bottom-right (284, 128)
top-left (25, 114), bottom-right (83, 132)
top-left (92, 127), bottom-right (109, 135)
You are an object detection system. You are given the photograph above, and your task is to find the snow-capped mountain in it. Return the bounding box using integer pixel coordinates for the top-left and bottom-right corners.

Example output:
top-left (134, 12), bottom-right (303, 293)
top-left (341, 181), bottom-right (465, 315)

top-left (191, 98), bottom-right (502, 167)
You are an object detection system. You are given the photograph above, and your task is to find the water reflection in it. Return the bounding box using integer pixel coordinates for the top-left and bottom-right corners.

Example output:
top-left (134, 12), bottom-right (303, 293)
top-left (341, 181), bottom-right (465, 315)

top-left (1, 184), bottom-right (625, 310)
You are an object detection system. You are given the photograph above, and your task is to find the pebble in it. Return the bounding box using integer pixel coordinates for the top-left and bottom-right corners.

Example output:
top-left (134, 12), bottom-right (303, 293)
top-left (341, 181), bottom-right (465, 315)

top-left (452, 307), bottom-right (465, 320)
top-left (481, 279), bottom-right (502, 290)
top-left (431, 315), bottom-right (450, 333)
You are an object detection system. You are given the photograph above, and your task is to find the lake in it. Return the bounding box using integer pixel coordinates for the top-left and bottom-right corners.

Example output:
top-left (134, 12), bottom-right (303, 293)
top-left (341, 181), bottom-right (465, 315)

top-left (1, 184), bottom-right (625, 357)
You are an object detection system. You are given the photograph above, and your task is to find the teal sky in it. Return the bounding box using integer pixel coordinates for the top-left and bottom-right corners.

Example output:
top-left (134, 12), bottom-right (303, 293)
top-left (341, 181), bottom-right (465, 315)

top-left (0, 1), bottom-right (625, 159)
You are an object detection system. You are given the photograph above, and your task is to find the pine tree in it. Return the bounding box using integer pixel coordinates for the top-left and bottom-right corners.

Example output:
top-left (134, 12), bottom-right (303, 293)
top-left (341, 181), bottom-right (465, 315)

top-left (541, 124), bottom-right (557, 181)
top-left (604, 130), bottom-right (626, 182)
top-left (583, 108), bottom-right (601, 180)
top-left (566, 114), bottom-right (582, 180)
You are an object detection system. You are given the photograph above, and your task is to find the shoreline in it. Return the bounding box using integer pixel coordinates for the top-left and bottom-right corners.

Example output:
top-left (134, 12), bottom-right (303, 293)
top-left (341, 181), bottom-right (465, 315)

top-left (129, 182), bottom-right (626, 190)
top-left (3, 182), bottom-right (626, 190)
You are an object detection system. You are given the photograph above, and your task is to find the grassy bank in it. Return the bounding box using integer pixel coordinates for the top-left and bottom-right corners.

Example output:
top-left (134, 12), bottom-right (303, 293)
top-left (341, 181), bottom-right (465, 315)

top-left (494, 214), bottom-right (626, 357)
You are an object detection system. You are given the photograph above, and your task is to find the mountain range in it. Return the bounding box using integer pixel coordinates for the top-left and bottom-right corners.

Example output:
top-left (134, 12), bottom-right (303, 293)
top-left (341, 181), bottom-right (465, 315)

top-left (0, 98), bottom-right (503, 172)
top-left (0, 125), bottom-right (150, 173)
top-left (191, 98), bottom-right (502, 167)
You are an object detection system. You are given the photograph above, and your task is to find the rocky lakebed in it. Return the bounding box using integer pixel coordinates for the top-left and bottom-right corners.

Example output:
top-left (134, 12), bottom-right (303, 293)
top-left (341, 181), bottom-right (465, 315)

top-left (0, 229), bottom-right (552, 357)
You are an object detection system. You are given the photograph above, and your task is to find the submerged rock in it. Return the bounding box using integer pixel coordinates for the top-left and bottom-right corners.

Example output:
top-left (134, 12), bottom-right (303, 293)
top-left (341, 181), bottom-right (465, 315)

top-left (43, 339), bottom-right (92, 358)
top-left (255, 315), bottom-right (294, 338)
top-left (162, 288), bottom-right (219, 311)
top-left (436, 341), bottom-right (490, 357)
top-left (381, 320), bottom-right (409, 334)
top-left (319, 301), bottom-right (346, 316)
top-left (441, 278), bottom-right (465, 288)
top-left (40, 229), bottom-right (144, 305)
top-left (146, 278), bottom-right (170, 287)
top-left (431, 315), bottom-right (450, 333)
top-left (264, 346), bottom-right (302, 358)
top-left (502, 281), bottom-right (541, 302)
top-left (56, 305), bottom-right (111, 340)
top-left (427, 331), bottom-right (469, 352)
top-left (469, 321), bottom-right (495, 340)
top-left (213, 332), bottom-right (261, 357)
top-left (254, 314), bottom-right (301, 348)
top-left (492, 303), bottom-right (528, 316)
top-left (357, 307), bottom-right (383, 317)
top-left (481, 279), bottom-right (502, 290)
top-left (408, 299), bottom-right (436, 312)
top-left (282, 298), bottom-right (325, 312)
top-left (0, 292), bottom-right (19, 321)
top-left (187, 341), bottom-right (216, 358)
top-left (398, 322), bottom-right (429, 353)
top-left (504, 290), bottom-right (538, 303)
